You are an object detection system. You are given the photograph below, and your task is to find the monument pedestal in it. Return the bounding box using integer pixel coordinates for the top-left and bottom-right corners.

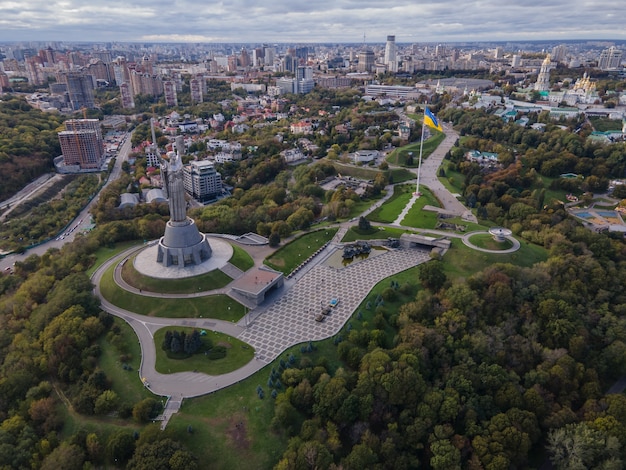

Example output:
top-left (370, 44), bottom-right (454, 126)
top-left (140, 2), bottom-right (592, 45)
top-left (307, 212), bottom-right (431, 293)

top-left (156, 217), bottom-right (212, 267)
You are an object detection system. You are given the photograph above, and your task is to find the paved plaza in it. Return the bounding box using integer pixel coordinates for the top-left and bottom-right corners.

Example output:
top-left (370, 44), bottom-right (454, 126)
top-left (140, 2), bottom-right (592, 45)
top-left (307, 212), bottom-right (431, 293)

top-left (239, 246), bottom-right (431, 363)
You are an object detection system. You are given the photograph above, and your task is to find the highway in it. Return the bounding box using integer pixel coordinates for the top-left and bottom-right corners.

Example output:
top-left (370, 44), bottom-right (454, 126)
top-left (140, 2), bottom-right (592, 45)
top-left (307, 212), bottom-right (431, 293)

top-left (0, 132), bottom-right (133, 272)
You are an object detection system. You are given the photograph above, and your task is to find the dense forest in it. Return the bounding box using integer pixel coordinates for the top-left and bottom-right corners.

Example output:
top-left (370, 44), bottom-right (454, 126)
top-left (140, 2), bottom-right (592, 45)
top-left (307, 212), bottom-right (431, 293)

top-left (0, 96), bottom-right (65, 202)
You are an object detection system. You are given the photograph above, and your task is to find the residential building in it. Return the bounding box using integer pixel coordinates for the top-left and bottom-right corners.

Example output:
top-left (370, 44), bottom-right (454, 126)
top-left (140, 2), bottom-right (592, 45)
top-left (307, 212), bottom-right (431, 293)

top-left (163, 80), bottom-right (178, 107)
top-left (598, 46), bottom-right (622, 71)
top-left (358, 49), bottom-right (375, 72)
top-left (119, 82), bottom-right (135, 109)
top-left (183, 160), bottom-right (222, 203)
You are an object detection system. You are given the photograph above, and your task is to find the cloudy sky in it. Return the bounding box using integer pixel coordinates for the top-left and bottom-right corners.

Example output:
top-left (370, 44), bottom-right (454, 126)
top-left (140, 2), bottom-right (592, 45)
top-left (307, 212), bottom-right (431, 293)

top-left (0, 0), bottom-right (624, 43)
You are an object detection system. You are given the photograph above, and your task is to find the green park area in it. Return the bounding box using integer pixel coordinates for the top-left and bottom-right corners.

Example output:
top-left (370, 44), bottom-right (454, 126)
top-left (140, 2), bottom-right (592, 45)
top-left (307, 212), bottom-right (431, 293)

top-left (386, 131), bottom-right (445, 167)
top-left (229, 244), bottom-right (255, 271)
top-left (341, 225), bottom-right (408, 243)
top-left (366, 184), bottom-right (440, 227)
top-left (467, 233), bottom-right (515, 251)
top-left (121, 257), bottom-right (233, 294)
top-left (100, 263), bottom-right (246, 320)
top-left (265, 228), bottom-right (337, 274)
top-left (154, 327), bottom-right (254, 375)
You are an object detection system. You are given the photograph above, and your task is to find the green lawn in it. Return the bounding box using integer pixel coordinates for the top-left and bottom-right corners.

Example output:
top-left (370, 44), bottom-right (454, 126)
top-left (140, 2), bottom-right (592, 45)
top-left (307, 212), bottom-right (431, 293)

top-left (100, 264), bottom-right (246, 320)
top-left (399, 187), bottom-right (440, 229)
top-left (229, 244), bottom-right (255, 271)
top-left (121, 258), bottom-right (233, 294)
top-left (86, 240), bottom-right (143, 277)
top-left (341, 225), bottom-right (409, 242)
top-left (265, 228), bottom-right (338, 274)
top-left (467, 233), bottom-right (514, 250)
top-left (439, 163), bottom-right (466, 196)
top-left (154, 327), bottom-right (254, 375)
top-left (345, 193), bottom-right (386, 220)
top-left (389, 168), bottom-right (416, 183)
top-left (168, 365), bottom-right (286, 470)
top-left (386, 131), bottom-right (446, 167)
top-left (442, 237), bottom-right (548, 281)
top-left (330, 161), bottom-right (383, 180)
top-left (99, 317), bottom-right (154, 405)
top-left (367, 184), bottom-right (415, 223)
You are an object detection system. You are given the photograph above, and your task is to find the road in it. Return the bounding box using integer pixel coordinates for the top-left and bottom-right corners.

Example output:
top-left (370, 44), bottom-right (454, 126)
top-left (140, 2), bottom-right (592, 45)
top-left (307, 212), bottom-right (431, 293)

top-left (0, 132), bottom-right (133, 272)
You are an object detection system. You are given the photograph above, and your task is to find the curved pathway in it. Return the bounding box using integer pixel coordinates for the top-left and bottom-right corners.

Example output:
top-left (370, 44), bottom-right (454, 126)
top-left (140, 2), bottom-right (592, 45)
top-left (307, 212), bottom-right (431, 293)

top-left (461, 231), bottom-right (521, 254)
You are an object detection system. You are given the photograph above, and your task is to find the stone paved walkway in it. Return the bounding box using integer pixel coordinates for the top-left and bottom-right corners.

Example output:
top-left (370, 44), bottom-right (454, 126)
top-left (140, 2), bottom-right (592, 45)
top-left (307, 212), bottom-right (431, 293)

top-left (239, 247), bottom-right (431, 363)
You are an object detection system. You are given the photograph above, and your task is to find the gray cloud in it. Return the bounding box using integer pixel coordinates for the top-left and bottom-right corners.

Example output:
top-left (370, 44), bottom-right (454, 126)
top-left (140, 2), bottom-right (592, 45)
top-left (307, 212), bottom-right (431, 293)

top-left (0, 0), bottom-right (624, 42)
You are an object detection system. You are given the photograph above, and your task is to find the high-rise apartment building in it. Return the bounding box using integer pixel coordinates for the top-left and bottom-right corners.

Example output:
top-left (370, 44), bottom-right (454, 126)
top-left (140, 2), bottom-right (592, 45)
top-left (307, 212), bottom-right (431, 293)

top-left (58, 119), bottom-right (104, 170)
top-left (190, 77), bottom-right (203, 103)
top-left (119, 82), bottom-right (135, 109)
top-left (64, 72), bottom-right (96, 110)
top-left (598, 46), bottom-right (622, 71)
top-left (183, 160), bottom-right (222, 203)
top-left (163, 80), bottom-right (178, 107)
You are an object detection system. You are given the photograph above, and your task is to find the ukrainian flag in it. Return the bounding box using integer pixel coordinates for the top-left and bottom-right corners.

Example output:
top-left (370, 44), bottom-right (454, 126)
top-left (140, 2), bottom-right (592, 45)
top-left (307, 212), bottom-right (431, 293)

top-left (423, 107), bottom-right (443, 131)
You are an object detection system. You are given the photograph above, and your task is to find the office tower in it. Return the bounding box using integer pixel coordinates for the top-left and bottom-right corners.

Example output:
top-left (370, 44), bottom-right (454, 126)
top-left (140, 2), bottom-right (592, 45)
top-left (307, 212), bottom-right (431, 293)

top-left (384, 35), bottom-right (397, 69)
top-left (494, 47), bottom-right (504, 59)
top-left (190, 77), bottom-right (203, 103)
top-left (163, 80), bottom-right (178, 107)
top-left (119, 82), bottom-right (135, 109)
top-left (598, 46), bottom-right (622, 71)
top-left (64, 72), bottom-right (96, 110)
top-left (357, 49), bottom-right (375, 72)
top-left (534, 54), bottom-right (552, 91)
top-left (227, 55), bottom-right (238, 72)
top-left (511, 55), bottom-right (522, 67)
top-left (295, 46), bottom-right (308, 64)
top-left (58, 119), bottom-right (104, 170)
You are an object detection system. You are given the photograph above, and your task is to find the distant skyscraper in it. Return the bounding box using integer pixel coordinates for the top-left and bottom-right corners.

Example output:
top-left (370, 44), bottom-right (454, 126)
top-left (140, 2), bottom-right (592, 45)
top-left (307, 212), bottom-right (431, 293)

top-left (190, 77), bottom-right (203, 103)
top-left (384, 35), bottom-right (397, 71)
top-left (64, 73), bottom-right (96, 110)
top-left (163, 80), bottom-right (178, 107)
top-left (534, 54), bottom-right (552, 91)
top-left (551, 44), bottom-right (567, 63)
top-left (357, 49), bottom-right (375, 72)
top-left (264, 46), bottom-right (276, 66)
top-left (598, 46), bottom-right (622, 71)
top-left (183, 160), bottom-right (222, 203)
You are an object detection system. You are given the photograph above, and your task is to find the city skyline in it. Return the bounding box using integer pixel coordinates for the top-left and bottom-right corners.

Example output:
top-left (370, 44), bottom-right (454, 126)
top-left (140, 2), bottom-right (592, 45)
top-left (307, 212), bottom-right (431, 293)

top-left (1, 0), bottom-right (625, 44)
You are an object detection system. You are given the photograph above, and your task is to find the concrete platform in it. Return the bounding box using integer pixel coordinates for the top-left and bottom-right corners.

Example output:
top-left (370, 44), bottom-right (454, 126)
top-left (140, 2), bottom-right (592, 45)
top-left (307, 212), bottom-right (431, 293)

top-left (133, 237), bottom-right (233, 279)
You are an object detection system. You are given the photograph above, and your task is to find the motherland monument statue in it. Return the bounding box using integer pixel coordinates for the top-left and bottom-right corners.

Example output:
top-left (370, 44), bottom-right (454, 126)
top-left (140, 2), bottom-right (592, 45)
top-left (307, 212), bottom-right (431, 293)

top-left (155, 130), bottom-right (212, 267)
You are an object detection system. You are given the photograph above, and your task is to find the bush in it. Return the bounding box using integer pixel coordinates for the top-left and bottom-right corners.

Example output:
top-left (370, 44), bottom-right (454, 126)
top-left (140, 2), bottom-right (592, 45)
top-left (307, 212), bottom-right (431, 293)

top-left (207, 346), bottom-right (227, 360)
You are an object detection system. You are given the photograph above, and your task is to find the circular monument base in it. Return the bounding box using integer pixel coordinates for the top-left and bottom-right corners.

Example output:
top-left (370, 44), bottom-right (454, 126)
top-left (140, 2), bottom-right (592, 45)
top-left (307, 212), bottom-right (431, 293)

top-left (489, 227), bottom-right (512, 243)
top-left (134, 236), bottom-right (233, 280)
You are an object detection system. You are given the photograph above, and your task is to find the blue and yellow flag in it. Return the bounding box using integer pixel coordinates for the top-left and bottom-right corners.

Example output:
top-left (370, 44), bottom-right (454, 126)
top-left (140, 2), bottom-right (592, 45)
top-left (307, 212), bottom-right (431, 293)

top-left (423, 107), bottom-right (443, 131)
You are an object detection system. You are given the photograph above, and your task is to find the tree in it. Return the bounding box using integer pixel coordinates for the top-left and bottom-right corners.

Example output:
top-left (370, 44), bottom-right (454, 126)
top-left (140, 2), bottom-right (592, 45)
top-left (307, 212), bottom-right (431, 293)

top-left (418, 261), bottom-right (447, 291)
top-left (41, 443), bottom-right (85, 470)
top-left (106, 430), bottom-right (136, 466)
top-left (269, 232), bottom-right (281, 247)
top-left (132, 398), bottom-right (162, 423)
top-left (94, 390), bottom-right (119, 415)
top-left (358, 216), bottom-right (372, 231)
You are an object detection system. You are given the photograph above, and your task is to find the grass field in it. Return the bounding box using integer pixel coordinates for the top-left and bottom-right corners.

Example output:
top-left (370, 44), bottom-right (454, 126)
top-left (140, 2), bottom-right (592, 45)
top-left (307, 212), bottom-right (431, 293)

top-left (99, 317), bottom-right (154, 405)
top-left (399, 187), bottom-right (440, 229)
top-left (439, 162), bottom-right (466, 196)
top-left (341, 225), bottom-right (409, 242)
top-left (367, 184), bottom-right (414, 223)
top-left (121, 257), bottom-right (233, 293)
top-left (389, 167), bottom-right (416, 183)
top-left (100, 264), bottom-right (246, 320)
top-left (229, 244), bottom-right (255, 271)
top-left (442, 237), bottom-right (547, 280)
top-left (386, 131), bottom-right (445, 167)
top-left (86, 240), bottom-right (143, 277)
top-left (265, 228), bottom-right (338, 274)
top-left (467, 233), bottom-right (514, 250)
top-left (154, 327), bottom-right (254, 375)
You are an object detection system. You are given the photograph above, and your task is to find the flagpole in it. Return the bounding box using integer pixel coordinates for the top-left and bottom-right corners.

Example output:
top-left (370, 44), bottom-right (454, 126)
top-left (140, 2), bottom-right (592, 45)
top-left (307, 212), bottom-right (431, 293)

top-left (414, 114), bottom-right (426, 197)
